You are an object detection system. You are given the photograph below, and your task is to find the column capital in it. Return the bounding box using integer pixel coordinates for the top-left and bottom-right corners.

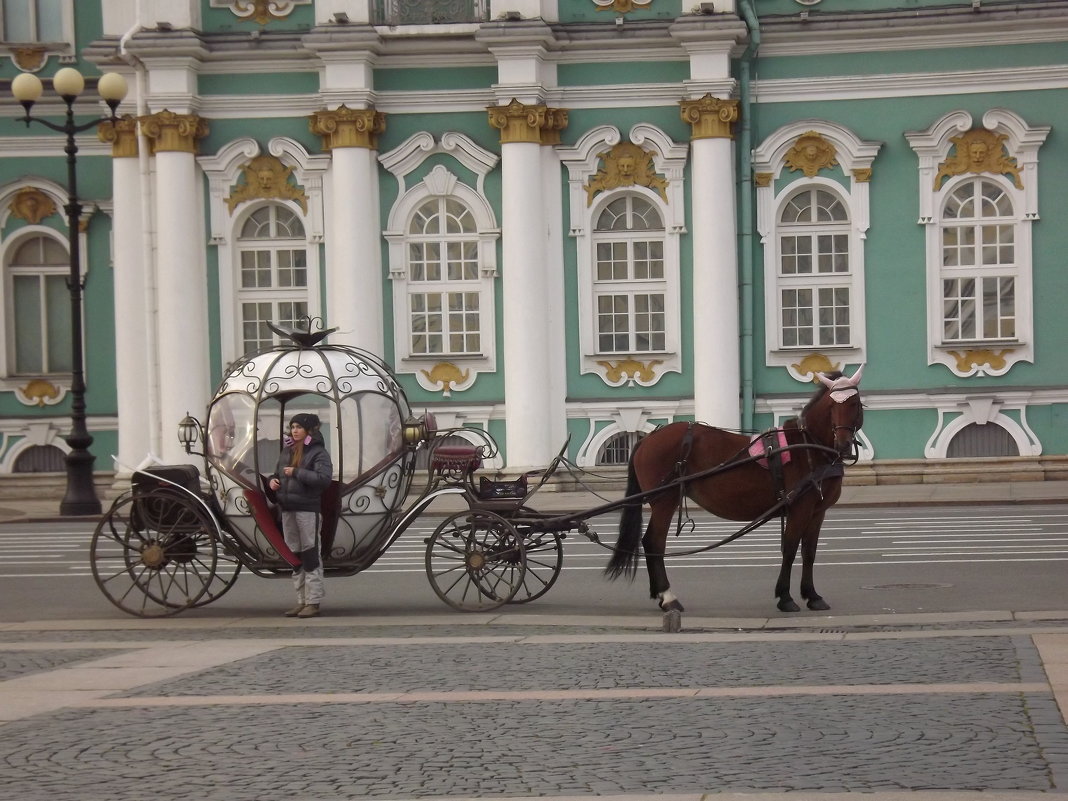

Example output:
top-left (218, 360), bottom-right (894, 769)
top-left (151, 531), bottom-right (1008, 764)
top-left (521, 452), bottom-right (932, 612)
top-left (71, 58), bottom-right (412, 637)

top-left (138, 110), bottom-right (209, 154)
top-left (309, 105), bottom-right (386, 151)
top-left (97, 115), bottom-right (139, 158)
top-left (487, 99), bottom-right (568, 145)
top-left (680, 95), bottom-right (739, 141)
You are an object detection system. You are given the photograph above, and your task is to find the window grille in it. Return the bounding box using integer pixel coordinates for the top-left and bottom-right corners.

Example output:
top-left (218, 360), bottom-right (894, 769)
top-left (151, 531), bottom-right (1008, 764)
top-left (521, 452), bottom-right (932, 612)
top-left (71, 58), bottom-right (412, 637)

top-left (373, 0), bottom-right (488, 25)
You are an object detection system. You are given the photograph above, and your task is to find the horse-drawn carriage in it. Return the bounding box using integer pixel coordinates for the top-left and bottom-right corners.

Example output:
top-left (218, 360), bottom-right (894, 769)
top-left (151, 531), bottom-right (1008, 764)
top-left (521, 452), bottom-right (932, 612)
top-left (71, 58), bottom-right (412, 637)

top-left (90, 324), bottom-right (865, 630)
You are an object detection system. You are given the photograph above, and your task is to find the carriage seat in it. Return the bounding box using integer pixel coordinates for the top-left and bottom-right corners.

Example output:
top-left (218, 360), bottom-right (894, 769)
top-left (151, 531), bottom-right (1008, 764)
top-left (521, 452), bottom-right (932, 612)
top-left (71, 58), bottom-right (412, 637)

top-left (133, 464), bottom-right (205, 497)
top-left (431, 446), bottom-right (482, 475)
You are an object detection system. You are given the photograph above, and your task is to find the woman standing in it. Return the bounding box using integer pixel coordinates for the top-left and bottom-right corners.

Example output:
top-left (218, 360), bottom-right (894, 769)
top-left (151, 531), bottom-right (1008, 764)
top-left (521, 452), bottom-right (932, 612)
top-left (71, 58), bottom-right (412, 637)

top-left (269, 412), bottom-right (333, 618)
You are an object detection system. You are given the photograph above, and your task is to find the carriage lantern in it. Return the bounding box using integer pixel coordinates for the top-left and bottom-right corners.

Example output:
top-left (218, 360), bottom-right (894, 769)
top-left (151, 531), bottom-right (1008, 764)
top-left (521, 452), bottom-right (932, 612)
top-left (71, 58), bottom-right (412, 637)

top-left (177, 414), bottom-right (203, 455)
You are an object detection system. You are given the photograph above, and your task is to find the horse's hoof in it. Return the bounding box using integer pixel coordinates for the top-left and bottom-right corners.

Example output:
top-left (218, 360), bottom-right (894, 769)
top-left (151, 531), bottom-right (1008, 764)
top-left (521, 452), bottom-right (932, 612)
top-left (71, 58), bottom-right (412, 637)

top-left (777, 598), bottom-right (801, 613)
top-left (659, 598), bottom-right (685, 613)
top-left (807, 597), bottom-right (830, 611)
top-left (663, 609), bottom-right (682, 633)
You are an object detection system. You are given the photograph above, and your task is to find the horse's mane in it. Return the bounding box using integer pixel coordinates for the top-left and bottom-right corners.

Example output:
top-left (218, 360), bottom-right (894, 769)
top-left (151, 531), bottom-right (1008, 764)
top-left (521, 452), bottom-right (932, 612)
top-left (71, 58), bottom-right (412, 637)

top-left (800, 371), bottom-right (842, 416)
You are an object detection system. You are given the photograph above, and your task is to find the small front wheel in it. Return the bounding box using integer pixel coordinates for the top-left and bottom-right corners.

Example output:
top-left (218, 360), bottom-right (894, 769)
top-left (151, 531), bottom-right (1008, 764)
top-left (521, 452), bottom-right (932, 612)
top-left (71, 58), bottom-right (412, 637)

top-left (425, 510), bottom-right (526, 611)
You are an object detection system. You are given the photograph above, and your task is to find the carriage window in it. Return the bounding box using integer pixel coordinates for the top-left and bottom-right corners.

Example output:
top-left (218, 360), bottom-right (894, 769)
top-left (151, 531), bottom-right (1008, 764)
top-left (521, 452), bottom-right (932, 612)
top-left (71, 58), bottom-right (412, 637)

top-left (236, 204), bottom-right (309, 353)
top-left (777, 187), bottom-right (851, 349)
top-left (4, 234), bottom-right (71, 376)
top-left (592, 195), bottom-right (667, 354)
top-left (406, 197), bottom-right (481, 356)
top-left (939, 178), bottom-right (1017, 343)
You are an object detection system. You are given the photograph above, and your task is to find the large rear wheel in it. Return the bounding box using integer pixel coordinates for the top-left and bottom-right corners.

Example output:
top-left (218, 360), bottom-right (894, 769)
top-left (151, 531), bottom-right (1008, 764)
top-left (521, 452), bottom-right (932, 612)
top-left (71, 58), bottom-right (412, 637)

top-left (90, 489), bottom-right (222, 617)
top-left (425, 509), bottom-right (526, 611)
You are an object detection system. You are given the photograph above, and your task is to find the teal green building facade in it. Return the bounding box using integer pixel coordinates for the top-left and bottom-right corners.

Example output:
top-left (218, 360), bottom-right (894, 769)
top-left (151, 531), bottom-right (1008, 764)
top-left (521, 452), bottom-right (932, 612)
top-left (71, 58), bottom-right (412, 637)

top-left (1, 0), bottom-right (1066, 485)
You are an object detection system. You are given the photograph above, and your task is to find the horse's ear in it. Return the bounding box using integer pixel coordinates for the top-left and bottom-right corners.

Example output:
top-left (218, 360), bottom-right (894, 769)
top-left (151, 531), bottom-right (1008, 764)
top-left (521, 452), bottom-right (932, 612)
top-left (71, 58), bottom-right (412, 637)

top-left (816, 372), bottom-right (835, 389)
top-left (846, 364), bottom-right (865, 387)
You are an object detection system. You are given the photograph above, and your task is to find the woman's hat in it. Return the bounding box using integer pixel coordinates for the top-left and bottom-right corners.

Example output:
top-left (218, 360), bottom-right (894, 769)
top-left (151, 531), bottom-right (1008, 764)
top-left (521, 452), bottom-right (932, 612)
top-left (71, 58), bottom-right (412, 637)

top-left (289, 413), bottom-right (320, 431)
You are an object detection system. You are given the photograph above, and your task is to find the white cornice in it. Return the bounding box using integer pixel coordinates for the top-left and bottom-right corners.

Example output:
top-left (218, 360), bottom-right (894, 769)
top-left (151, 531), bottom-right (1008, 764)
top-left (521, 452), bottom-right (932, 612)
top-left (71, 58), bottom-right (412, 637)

top-left (759, 23), bottom-right (1068, 57)
top-left (754, 65), bottom-right (1068, 103)
top-left (0, 135), bottom-right (110, 157)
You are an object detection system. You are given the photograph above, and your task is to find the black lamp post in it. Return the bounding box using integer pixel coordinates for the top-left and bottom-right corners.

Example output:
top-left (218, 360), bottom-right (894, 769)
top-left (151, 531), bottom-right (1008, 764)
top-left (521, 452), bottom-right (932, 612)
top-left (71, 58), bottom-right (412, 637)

top-left (11, 68), bottom-right (127, 515)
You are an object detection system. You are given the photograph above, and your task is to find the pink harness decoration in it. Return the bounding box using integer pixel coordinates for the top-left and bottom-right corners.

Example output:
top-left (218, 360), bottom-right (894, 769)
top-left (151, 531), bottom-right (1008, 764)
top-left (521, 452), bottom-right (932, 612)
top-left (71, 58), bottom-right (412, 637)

top-left (748, 428), bottom-right (791, 469)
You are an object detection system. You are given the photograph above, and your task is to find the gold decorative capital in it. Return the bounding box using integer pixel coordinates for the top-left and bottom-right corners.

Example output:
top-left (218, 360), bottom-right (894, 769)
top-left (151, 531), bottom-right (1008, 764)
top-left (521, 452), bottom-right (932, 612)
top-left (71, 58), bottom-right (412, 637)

top-left (487, 99), bottom-right (568, 145)
top-left (138, 110), bottom-right (209, 154)
top-left (98, 115), bottom-right (139, 158)
top-left (596, 358), bottom-right (663, 385)
top-left (586, 142), bottom-right (667, 205)
top-left (420, 362), bottom-right (471, 397)
top-left (852, 167), bottom-right (872, 183)
top-left (754, 172), bottom-right (773, 188)
top-left (935, 128), bottom-right (1022, 190)
top-left (679, 95), bottom-right (739, 140)
top-left (9, 187), bottom-right (57, 225)
top-left (226, 155), bottom-right (308, 214)
top-left (309, 106), bottom-right (386, 151)
top-left (785, 131), bottom-right (838, 177)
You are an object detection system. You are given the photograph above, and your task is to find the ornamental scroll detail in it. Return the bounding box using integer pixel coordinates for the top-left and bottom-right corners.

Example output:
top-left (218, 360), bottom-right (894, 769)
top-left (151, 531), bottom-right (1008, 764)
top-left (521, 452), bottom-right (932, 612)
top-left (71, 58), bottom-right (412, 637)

top-left (212, 0), bottom-right (309, 25)
top-left (934, 128), bottom-right (1023, 190)
top-left (226, 155), bottom-right (308, 214)
top-left (593, 0), bottom-right (653, 12)
top-left (585, 142), bottom-right (668, 205)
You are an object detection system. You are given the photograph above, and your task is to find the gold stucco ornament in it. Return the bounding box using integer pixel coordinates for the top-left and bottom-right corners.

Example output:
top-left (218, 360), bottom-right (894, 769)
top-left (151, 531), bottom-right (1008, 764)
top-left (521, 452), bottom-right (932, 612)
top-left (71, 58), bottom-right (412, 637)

top-left (226, 155), bottom-right (308, 214)
top-left (585, 142), bottom-right (668, 205)
top-left (785, 132), bottom-right (839, 177)
top-left (935, 128), bottom-right (1023, 190)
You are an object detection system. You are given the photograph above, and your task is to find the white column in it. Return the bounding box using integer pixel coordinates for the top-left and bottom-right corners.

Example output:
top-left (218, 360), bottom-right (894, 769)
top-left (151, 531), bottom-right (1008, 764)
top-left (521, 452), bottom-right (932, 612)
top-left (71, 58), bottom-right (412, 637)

top-left (310, 107), bottom-right (385, 355)
top-left (500, 139), bottom-right (552, 469)
top-left (141, 111), bottom-right (210, 464)
top-left (101, 118), bottom-right (151, 474)
top-left (682, 97), bottom-right (742, 429)
top-left (328, 146), bottom-right (382, 353)
top-left (541, 143), bottom-right (568, 451)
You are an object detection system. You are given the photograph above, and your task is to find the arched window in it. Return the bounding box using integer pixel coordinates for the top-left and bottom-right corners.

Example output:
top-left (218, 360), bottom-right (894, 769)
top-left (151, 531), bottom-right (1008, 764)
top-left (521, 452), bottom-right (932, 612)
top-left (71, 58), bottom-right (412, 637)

top-left (946, 422), bottom-right (1019, 458)
top-left (597, 430), bottom-right (644, 466)
top-left (939, 178), bottom-right (1016, 343)
top-left (777, 186), bottom-right (852, 349)
top-left (235, 204), bottom-right (309, 353)
top-left (592, 195), bottom-right (667, 354)
top-left (5, 234), bottom-right (70, 375)
top-left (406, 196), bottom-right (481, 357)
top-left (13, 443), bottom-right (64, 472)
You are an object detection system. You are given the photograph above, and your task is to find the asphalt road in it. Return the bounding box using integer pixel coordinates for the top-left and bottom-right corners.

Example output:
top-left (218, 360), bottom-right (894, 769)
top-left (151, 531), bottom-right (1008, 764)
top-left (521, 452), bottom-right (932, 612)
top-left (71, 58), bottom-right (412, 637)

top-left (2, 503), bottom-right (1066, 623)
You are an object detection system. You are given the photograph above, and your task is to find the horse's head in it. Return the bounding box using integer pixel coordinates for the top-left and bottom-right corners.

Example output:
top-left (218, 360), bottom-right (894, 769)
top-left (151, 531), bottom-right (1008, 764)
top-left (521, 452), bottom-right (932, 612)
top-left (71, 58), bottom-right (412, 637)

top-left (814, 365), bottom-right (865, 459)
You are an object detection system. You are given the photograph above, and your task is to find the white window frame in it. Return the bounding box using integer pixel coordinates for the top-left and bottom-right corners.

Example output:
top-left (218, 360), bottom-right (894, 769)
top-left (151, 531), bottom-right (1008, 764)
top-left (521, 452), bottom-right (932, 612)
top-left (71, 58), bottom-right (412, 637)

top-left (199, 137), bottom-right (328, 364)
top-left (558, 124), bottom-right (687, 387)
top-left (381, 132), bottom-right (499, 395)
top-left (0, 179), bottom-right (85, 396)
top-left (753, 120), bottom-right (880, 383)
top-left (233, 202), bottom-right (312, 354)
top-left (906, 109), bottom-right (1049, 378)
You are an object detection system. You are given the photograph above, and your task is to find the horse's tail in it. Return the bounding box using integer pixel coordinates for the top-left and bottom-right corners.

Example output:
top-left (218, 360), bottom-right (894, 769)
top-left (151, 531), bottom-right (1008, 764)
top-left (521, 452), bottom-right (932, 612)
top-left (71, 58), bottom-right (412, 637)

top-left (605, 447), bottom-right (643, 580)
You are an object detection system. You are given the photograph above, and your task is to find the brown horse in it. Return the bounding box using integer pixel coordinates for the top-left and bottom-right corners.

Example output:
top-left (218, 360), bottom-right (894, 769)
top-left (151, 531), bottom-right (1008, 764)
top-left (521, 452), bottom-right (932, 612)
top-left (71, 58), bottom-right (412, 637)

top-left (605, 367), bottom-right (864, 629)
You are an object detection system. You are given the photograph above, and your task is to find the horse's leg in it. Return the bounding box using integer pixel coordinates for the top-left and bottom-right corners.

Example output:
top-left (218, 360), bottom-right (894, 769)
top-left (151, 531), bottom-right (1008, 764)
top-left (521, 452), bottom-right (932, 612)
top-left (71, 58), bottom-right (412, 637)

top-left (775, 513), bottom-right (802, 613)
top-left (642, 497), bottom-right (684, 631)
top-left (799, 510), bottom-right (830, 611)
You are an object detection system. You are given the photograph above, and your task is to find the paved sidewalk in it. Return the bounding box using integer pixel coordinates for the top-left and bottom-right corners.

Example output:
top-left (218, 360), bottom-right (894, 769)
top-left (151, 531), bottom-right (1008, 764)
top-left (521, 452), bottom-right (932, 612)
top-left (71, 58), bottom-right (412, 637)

top-left (1, 610), bottom-right (1067, 800)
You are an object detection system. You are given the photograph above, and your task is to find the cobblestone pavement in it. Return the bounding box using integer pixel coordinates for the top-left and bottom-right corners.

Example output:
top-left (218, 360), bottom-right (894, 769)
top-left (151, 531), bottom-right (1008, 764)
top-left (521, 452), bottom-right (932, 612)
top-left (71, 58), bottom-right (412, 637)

top-left (0, 613), bottom-right (1067, 801)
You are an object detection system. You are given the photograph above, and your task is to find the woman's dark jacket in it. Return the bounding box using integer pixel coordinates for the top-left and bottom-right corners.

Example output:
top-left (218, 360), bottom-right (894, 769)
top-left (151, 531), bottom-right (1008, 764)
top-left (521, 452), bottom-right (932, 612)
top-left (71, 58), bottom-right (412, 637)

top-left (271, 432), bottom-right (333, 512)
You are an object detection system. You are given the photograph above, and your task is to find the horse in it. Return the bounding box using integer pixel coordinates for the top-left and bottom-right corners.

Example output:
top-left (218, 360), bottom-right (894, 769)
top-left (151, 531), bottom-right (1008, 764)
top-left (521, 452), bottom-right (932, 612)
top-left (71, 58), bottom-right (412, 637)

top-left (605, 367), bottom-right (864, 631)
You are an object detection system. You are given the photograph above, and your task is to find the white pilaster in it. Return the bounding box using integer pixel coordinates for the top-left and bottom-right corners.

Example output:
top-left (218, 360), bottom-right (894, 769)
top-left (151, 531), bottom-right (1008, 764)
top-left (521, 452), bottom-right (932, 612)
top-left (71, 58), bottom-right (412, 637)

top-left (327, 146), bottom-right (383, 354)
top-left (500, 141), bottom-right (553, 469)
top-left (691, 135), bottom-right (740, 428)
top-left (109, 151), bottom-right (152, 473)
top-left (154, 150), bottom-right (210, 463)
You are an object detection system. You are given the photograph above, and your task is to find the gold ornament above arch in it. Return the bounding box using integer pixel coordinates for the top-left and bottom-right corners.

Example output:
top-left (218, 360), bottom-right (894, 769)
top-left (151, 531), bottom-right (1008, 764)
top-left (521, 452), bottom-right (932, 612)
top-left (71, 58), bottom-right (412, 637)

top-left (784, 131), bottom-right (839, 177)
top-left (935, 128), bottom-right (1023, 190)
top-left (9, 187), bottom-right (57, 225)
top-left (226, 155), bottom-right (308, 214)
top-left (593, 0), bottom-right (653, 12)
top-left (585, 142), bottom-right (668, 205)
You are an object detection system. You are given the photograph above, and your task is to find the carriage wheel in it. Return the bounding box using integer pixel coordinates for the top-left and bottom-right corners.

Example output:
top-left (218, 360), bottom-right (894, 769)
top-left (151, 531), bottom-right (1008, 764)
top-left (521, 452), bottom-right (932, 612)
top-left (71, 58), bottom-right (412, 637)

top-left (90, 490), bottom-right (221, 618)
top-left (509, 512), bottom-right (564, 604)
top-left (185, 548), bottom-right (241, 608)
top-left (425, 509), bottom-right (526, 612)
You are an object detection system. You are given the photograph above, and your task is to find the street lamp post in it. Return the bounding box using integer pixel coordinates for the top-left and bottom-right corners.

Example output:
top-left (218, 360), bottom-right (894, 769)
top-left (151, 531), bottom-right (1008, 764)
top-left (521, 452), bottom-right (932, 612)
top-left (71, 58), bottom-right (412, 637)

top-left (11, 68), bottom-right (127, 515)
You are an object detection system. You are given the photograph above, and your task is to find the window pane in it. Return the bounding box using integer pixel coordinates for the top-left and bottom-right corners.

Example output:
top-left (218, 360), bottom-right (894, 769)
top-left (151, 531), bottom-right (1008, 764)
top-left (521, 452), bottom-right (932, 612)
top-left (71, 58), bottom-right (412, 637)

top-left (13, 274), bottom-right (43, 373)
top-left (45, 273), bottom-right (70, 371)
